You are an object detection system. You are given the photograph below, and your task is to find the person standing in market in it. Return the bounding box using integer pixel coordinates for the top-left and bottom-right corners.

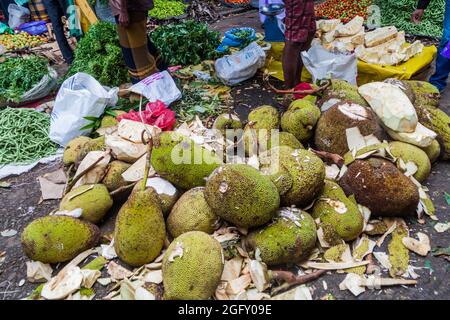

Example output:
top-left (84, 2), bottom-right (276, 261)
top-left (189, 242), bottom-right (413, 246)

top-left (282, 0), bottom-right (316, 89)
top-left (110, 0), bottom-right (165, 84)
top-left (42, 0), bottom-right (75, 64)
top-left (412, 0), bottom-right (450, 92)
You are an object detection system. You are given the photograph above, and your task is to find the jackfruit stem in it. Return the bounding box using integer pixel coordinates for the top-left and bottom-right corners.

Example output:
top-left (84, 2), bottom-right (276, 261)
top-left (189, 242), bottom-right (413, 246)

top-left (142, 135), bottom-right (154, 191)
top-left (310, 149), bottom-right (344, 167)
top-left (270, 269), bottom-right (327, 295)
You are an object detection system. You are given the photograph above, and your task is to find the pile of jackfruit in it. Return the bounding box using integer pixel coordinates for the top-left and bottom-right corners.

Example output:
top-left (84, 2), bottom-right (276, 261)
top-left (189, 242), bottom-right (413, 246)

top-left (20, 78), bottom-right (449, 300)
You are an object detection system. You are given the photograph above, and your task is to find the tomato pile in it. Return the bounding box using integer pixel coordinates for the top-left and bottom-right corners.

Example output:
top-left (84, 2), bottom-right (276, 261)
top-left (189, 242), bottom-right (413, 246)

top-left (0, 32), bottom-right (47, 51)
top-left (315, 0), bottom-right (372, 22)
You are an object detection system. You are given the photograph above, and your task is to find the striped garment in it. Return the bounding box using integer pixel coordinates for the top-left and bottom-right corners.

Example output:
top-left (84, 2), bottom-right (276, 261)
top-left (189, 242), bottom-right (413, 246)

top-left (116, 10), bottom-right (164, 83)
top-left (29, 0), bottom-right (50, 22)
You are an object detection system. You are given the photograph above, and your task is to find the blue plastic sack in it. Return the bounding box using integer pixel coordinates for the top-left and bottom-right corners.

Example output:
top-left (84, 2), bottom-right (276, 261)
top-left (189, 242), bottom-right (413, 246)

top-left (18, 20), bottom-right (47, 35)
top-left (217, 27), bottom-right (257, 52)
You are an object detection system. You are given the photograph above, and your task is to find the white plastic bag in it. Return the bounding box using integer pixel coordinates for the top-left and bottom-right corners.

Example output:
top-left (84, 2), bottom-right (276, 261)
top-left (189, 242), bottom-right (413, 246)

top-left (8, 4), bottom-right (30, 29)
top-left (301, 42), bottom-right (357, 85)
top-left (49, 73), bottom-right (118, 147)
top-left (215, 42), bottom-right (266, 86)
top-left (129, 70), bottom-right (181, 106)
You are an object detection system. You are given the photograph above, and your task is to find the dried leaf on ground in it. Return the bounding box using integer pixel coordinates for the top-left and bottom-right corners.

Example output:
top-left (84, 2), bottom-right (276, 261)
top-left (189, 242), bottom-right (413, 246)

top-left (402, 232), bottom-right (431, 256)
top-left (107, 261), bottom-right (133, 281)
top-left (26, 261), bottom-right (53, 283)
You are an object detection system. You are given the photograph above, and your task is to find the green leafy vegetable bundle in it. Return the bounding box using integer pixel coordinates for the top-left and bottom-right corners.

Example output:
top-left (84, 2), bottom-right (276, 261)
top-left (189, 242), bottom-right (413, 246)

top-left (0, 55), bottom-right (49, 103)
top-left (150, 20), bottom-right (222, 66)
top-left (67, 22), bottom-right (129, 87)
top-left (375, 0), bottom-right (445, 38)
top-left (149, 0), bottom-right (187, 20)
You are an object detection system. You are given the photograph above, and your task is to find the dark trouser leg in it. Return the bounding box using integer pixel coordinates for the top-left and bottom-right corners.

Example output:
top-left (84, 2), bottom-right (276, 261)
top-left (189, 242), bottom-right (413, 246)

top-left (283, 41), bottom-right (303, 89)
top-left (43, 0), bottom-right (74, 64)
top-left (429, 0), bottom-right (450, 92)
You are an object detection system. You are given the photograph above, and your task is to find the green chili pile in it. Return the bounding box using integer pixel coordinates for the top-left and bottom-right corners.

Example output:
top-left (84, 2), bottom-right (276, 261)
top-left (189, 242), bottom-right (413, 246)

top-left (375, 0), bottom-right (445, 38)
top-left (0, 56), bottom-right (49, 103)
top-left (149, 0), bottom-right (187, 20)
top-left (0, 108), bottom-right (58, 165)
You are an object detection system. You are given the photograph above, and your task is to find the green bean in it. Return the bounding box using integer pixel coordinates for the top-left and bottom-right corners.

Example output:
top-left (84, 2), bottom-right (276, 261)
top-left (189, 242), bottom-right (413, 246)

top-left (375, 0), bottom-right (445, 38)
top-left (0, 107), bottom-right (58, 165)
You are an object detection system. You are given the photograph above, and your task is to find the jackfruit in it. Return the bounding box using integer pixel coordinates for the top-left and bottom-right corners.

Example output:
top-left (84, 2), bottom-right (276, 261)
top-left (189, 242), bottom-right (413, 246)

top-left (384, 78), bottom-right (416, 104)
top-left (102, 161), bottom-right (131, 192)
top-left (339, 158), bottom-right (419, 217)
top-left (421, 140), bottom-right (441, 163)
top-left (245, 208), bottom-right (317, 265)
top-left (274, 132), bottom-right (304, 150)
top-left (243, 105), bottom-right (280, 156)
top-left (212, 113), bottom-right (243, 135)
top-left (151, 131), bottom-right (222, 190)
top-left (59, 184), bottom-right (113, 223)
top-left (114, 188), bottom-right (166, 266)
top-left (167, 187), bottom-right (218, 238)
top-left (407, 80), bottom-right (440, 107)
top-left (162, 231), bottom-right (224, 300)
top-left (311, 180), bottom-right (364, 241)
top-left (260, 146), bottom-right (325, 207)
top-left (133, 177), bottom-right (180, 216)
top-left (281, 99), bottom-right (321, 142)
top-left (314, 102), bottom-right (383, 156)
top-left (389, 141), bottom-right (431, 182)
top-left (205, 164), bottom-right (280, 228)
top-left (75, 136), bottom-right (106, 165)
top-left (21, 216), bottom-right (100, 264)
top-left (100, 111), bottom-right (126, 128)
top-left (412, 103), bottom-right (450, 160)
top-left (319, 79), bottom-right (369, 110)
top-left (63, 136), bottom-right (91, 165)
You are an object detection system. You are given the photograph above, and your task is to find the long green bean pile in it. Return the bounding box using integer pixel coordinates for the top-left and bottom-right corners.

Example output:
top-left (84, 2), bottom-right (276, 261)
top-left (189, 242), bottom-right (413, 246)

top-left (0, 108), bottom-right (58, 165)
top-left (375, 0), bottom-right (445, 38)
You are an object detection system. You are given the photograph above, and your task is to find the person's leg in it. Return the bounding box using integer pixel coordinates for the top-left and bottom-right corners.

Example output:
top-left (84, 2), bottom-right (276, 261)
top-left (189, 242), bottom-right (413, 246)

top-left (43, 0), bottom-right (74, 64)
top-left (283, 41), bottom-right (303, 89)
top-left (429, 0), bottom-right (450, 91)
top-left (116, 11), bottom-right (158, 84)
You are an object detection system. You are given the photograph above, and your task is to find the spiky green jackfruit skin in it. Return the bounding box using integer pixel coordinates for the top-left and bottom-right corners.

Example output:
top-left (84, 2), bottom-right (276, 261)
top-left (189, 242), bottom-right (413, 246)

top-left (59, 184), bottom-right (113, 223)
top-left (407, 80), bottom-right (440, 107)
top-left (167, 187), bottom-right (218, 238)
top-left (281, 100), bottom-right (321, 142)
top-left (63, 136), bottom-right (91, 165)
top-left (114, 189), bottom-right (166, 267)
top-left (132, 179), bottom-right (180, 217)
top-left (319, 79), bottom-right (369, 108)
top-left (412, 103), bottom-right (450, 160)
top-left (314, 102), bottom-right (383, 156)
top-left (388, 141), bottom-right (431, 183)
top-left (151, 131), bottom-right (222, 190)
top-left (247, 105), bottom-right (280, 129)
top-left (311, 180), bottom-right (364, 241)
top-left (102, 161), bottom-right (131, 192)
top-left (302, 95), bottom-right (318, 104)
top-left (245, 208), bottom-right (317, 265)
top-left (100, 111), bottom-right (126, 128)
top-left (162, 231), bottom-right (224, 300)
top-left (243, 105), bottom-right (280, 156)
top-left (100, 116), bottom-right (118, 128)
top-left (21, 216), bottom-right (100, 264)
top-left (260, 146), bottom-right (325, 207)
top-left (205, 164), bottom-right (280, 228)
top-left (388, 224), bottom-right (409, 277)
top-left (75, 136), bottom-right (106, 164)
top-left (213, 113), bottom-right (243, 135)
top-left (421, 140), bottom-right (441, 163)
top-left (339, 158), bottom-right (419, 217)
top-left (271, 132), bottom-right (304, 150)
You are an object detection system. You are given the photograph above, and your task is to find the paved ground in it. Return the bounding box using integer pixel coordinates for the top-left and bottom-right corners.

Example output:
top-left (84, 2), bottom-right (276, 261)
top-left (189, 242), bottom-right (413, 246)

top-left (0, 9), bottom-right (449, 300)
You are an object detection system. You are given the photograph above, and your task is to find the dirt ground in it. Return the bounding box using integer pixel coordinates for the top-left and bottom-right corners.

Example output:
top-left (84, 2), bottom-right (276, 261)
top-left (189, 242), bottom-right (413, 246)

top-left (0, 9), bottom-right (449, 300)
